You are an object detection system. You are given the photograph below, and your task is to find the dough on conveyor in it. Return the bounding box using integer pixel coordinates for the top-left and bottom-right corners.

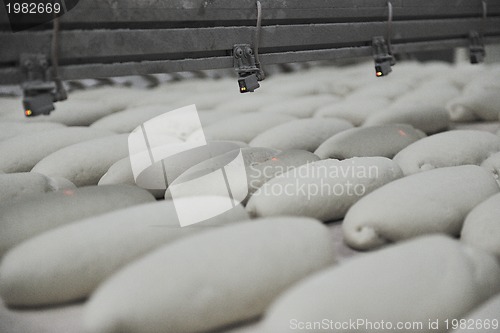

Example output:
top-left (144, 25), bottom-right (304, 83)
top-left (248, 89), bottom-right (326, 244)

top-left (461, 193), bottom-right (500, 258)
top-left (250, 118), bottom-right (352, 152)
top-left (165, 147), bottom-right (280, 200)
top-left (90, 104), bottom-right (181, 133)
top-left (261, 235), bottom-right (500, 333)
top-left (315, 124), bottom-right (426, 159)
top-left (480, 151), bottom-right (500, 185)
top-left (32, 134), bottom-right (130, 187)
top-left (0, 172), bottom-right (74, 204)
top-left (343, 165), bottom-right (499, 250)
top-left (363, 104), bottom-right (450, 135)
top-left (393, 130), bottom-right (500, 176)
top-left (0, 198), bottom-right (249, 306)
top-left (0, 122), bottom-right (65, 141)
top-left (189, 112), bottom-right (296, 143)
top-left (0, 185), bottom-right (155, 256)
top-left (451, 294), bottom-right (500, 333)
top-left (446, 67), bottom-right (500, 122)
top-left (258, 94), bottom-right (338, 118)
top-left (314, 98), bottom-right (390, 126)
top-left (247, 157), bottom-right (403, 221)
top-left (83, 217), bottom-right (335, 333)
top-left (0, 127), bottom-right (113, 173)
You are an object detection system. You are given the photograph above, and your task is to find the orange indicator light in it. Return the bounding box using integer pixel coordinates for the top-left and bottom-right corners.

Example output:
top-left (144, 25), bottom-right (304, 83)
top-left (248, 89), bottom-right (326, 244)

top-left (25, 109), bottom-right (32, 116)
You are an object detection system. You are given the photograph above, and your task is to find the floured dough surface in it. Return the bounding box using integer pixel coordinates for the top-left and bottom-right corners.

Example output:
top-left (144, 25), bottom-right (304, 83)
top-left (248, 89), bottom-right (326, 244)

top-left (343, 165), bottom-right (499, 250)
top-left (315, 124), bottom-right (426, 159)
top-left (261, 235), bottom-right (500, 333)
top-left (461, 193), bottom-right (500, 258)
top-left (393, 130), bottom-right (500, 175)
top-left (32, 134), bottom-right (129, 187)
top-left (250, 118), bottom-right (352, 152)
top-left (0, 198), bottom-right (249, 306)
top-left (0, 127), bottom-right (113, 173)
top-left (83, 217), bottom-right (335, 333)
top-left (247, 157), bottom-right (403, 221)
top-left (0, 185), bottom-right (155, 256)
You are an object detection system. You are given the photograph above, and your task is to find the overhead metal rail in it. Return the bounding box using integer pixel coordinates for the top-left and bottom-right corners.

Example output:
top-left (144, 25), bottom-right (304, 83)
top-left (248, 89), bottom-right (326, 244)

top-left (1, 0), bottom-right (500, 85)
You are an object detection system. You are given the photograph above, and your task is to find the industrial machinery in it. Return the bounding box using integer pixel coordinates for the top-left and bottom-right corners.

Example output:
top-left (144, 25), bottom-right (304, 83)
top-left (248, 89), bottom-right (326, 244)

top-left (1, 0), bottom-right (500, 115)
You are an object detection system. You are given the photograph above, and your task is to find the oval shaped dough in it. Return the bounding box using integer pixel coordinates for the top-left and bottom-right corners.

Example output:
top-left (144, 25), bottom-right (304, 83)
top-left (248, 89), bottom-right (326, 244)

top-left (314, 98), bottom-right (390, 126)
top-left (90, 105), bottom-right (179, 133)
top-left (0, 197), bottom-right (249, 306)
top-left (32, 134), bottom-right (129, 187)
top-left (258, 95), bottom-right (338, 118)
top-left (0, 172), bottom-right (74, 204)
top-left (315, 124), bottom-right (426, 159)
top-left (83, 217), bottom-right (335, 333)
top-left (461, 192), bottom-right (500, 258)
top-left (393, 130), bottom-right (500, 176)
top-left (189, 112), bottom-right (295, 143)
top-left (0, 185), bottom-right (155, 256)
top-left (451, 294), bottom-right (500, 333)
top-left (165, 147), bottom-right (280, 200)
top-left (343, 165), bottom-right (499, 250)
top-left (250, 118), bottom-right (352, 152)
top-left (262, 235), bottom-right (500, 333)
top-left (481, 151), bottom-right (500, 186)
top-left (363, 104), bottom-right (450, 135)
top-left (0, 127), bottom-right (113, 173)
top-left (247, 157), bottom-right (403, 221)
top-left (0, 122), bottom-right (65, 141)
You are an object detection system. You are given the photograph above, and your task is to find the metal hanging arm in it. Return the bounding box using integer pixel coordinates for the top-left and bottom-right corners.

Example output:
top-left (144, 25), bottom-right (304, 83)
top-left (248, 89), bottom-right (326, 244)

top-left (470, 0), bottom-right (487, 64)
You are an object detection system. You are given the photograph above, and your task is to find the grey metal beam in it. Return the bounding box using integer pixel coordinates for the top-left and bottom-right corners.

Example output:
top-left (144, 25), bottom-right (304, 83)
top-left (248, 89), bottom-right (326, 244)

top-left (2, 18), bottom-right (500, 64)
top-left (2, 37), bottom-right (500, 84)
top-left (1, 0), bottom-right (499, 28)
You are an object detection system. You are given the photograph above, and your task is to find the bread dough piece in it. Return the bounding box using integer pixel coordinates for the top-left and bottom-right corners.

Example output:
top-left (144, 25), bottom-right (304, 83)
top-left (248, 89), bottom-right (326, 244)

top-left (0, 172), bottom-right (74, 204)
top-left (0, 127), bottom-right (113, 173)
top-left (250, 118), bottom-right (352, 152)
top-left (32, 134), bottom-right (129, 187)
top-left (447, 67), bottom-right (500, 121)
top-left (31, 99), bottom-right (121, 126)
top-left (90, 105), bottom-right (182, 133)
top-left (0, 185), bottom-right (155, 256)
top-left (451, 294), bottom-right (500, 333)
top-left (0, 198), bottom-right (249, 306)
top-left (0, 97), bottom-right (23, 116)
top-left (0, 122), bottom-right (65, 141)
top-left (393, 130), bottom-right (500, 176)
top-left (314, 98), bottom-right (390, 126)
top-left (212, 93), bottom-right (289, 114)
top-left (480, 151), bottom-right (500, 186)
top-left (461, 193), bottom-right (500, 258)
top-left (447, 93), bottom-right (500, 122)
top-left (343, 165), bottom-right (499, 250)
top-left (315, 124), bottom-right (426, 159)
top-left (246, 149), bottom-right (320, 202)
top-left (83, 217), bottom-right (335, 333)
top-left (258, 95), bottom-right (338, 118)
top-left (363, 104), bottom-right (450, 135)
top-left (247, 157), bottom-right (403, 221)
top-left (391, 78), bottom-right (460, 110)
top-left (165, 147), bottom-right (280, 200)
top-left (262, 235), bottom-right (500, 333)
top-left (70, 87), bottom-right (156, 112)
top-left (189, 112), bottom-right (295, 143)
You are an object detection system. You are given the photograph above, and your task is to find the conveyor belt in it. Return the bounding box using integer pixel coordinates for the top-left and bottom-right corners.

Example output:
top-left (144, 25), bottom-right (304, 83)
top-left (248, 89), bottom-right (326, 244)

top-left (1, 0), bottom-right (500, 84)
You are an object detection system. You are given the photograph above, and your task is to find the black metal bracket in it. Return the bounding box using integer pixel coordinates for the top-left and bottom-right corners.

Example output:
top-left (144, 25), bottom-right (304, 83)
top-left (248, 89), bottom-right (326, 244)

top-left (233, 44), bottom-right (262, 93)
top-left (20, 53), bottom-right (58, 117)
top-left (469, 31), bottom-right (486, 64)
top-left (372, 36), bottom-right (395, 77)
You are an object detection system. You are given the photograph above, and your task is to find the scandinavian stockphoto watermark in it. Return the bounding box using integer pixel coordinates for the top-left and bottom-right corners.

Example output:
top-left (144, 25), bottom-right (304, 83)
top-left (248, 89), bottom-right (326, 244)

top-left (127, 104), bottom-right (248, 227)
top-left (247, 161), bottom-right (380, 200)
